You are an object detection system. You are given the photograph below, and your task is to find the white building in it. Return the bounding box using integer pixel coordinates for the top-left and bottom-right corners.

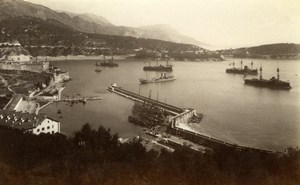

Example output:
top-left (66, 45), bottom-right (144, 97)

top-left (7, 53), bottom-right (32, 62)
top-left (0, 110), bottom-right (60, 135)
top-left (31, 117), bottom-right (60, 135)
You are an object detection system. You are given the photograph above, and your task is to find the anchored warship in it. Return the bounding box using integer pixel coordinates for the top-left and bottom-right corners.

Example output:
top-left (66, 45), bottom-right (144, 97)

top-left (96, 55), bottom-right (118, 67)
top-left (226, 61), bottom-right (258, 75)
top-left (244, 64), bottom-right (291, 90)
top-left (143, 58), bottom-right (173, 72)
top-left (139, 73), bottom-right (175, 84)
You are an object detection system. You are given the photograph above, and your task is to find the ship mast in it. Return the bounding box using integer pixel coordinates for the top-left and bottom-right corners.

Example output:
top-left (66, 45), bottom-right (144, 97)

top-left (259, 62), bottom-right (262, 80)
top-left (277, 62), bottom-right (280, 80)
top-left (165, 53), bottom-right (170, 66)
top-left (251, 61), bottom-right (253, 69)
top-left (138, 86), bottom-right (141, 95)
top-left (148, 89), bottom-right (152, 99)
top-left (166, 56), bottom-right (169, 66)
top-left (240, 60), bottom-right (243, 69)
top-left (110, 49), bottom-right (113, 60)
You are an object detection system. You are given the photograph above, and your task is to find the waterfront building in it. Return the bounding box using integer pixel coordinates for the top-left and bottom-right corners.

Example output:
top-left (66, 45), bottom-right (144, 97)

top-left (0, 109), bottom-right (60, 135)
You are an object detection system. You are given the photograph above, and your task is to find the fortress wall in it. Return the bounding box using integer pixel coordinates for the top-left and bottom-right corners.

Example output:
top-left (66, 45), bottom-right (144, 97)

top-left (0, 62), bottom-right (49, 72)
top-left (54, 71), bottom-right (70, 83)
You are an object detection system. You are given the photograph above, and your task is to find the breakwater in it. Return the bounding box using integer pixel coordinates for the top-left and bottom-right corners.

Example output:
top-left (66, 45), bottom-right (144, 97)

top-left (167, 126), bottom-right (279, 154)
top-left (108, 84), bottom-right (281, 154)
top-left (108, 85), bottom-right (183, 114)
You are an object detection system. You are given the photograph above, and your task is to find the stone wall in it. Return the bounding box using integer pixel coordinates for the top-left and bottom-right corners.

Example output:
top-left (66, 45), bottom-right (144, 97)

top-left (171, 109), bottom-right (196, 127)
top-left (54, 71), bottom-right (71, 83)
top-left (0, 61), bottom-right (49, 72)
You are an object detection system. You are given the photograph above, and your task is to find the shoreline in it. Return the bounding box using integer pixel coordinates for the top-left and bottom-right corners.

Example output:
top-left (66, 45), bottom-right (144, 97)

top-left (37, 55), bottom-right (224, 62)
top-left (37, 55), bottom-right (129, 61)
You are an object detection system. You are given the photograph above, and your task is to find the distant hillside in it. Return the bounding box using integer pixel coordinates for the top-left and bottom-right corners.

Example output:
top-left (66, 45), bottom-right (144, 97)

top-left (218, 43), bottom-right (300, 59)
top-left (136, 24), bottom-right (205, 47)
top-left (0, 16), bottom-right (205, 58)
top-left (0, 0), bottom-right (204, 46)
top-left (64, 12), bottom-right (113, 27)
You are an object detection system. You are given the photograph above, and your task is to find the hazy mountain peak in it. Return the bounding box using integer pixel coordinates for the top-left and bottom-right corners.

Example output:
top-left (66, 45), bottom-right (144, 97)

top-left (75, 13), bottom-right (113, 26)
top-left (137, 24), bottom-right (206, 47)
top-left (0, 0), bottom-right (206, 46)
top-left (140, 24), bottom-right (173, 30)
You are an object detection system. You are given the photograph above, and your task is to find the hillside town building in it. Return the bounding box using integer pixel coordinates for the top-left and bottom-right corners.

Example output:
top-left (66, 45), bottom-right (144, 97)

top-left (0, 109), bottom-right (60, 135)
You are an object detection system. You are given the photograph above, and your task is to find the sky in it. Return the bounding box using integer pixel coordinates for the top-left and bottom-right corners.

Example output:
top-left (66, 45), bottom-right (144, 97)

top-left (26, 0), bottom-right (300, 49)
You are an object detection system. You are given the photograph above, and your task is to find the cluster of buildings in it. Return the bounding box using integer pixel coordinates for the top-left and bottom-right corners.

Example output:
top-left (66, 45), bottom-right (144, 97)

top-left (0, 40), bottom-right (61, 135)
top-left (0, 109), bottom-right (60, 135)
top-left (0, 94), bottom-right (60, 135)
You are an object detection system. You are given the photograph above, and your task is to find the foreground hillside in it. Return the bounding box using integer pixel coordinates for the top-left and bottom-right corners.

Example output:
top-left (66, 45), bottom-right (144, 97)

top-left (0, 16), bottom-right (222, 61)
top-left (218, 43), bottom-right (300, 59)
top-left (0, 124), bottom-right (299, 185)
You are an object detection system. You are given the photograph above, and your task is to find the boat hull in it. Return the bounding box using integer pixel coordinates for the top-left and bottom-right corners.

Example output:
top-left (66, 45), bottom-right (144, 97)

top-left (139, 78), bottom-right (176, 84)
top-left (96, 62), bottom-right (118, 67)
top-left (143, 66), bottom-right (173, 72)
top-left (244, 79), bottom-right (291, 90)
top-left (226, 68), bottom-right (258, 75)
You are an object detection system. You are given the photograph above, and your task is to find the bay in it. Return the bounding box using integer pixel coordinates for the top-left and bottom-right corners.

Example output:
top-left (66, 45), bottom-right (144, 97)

top-left (41, 58), bottom-right (300, 151)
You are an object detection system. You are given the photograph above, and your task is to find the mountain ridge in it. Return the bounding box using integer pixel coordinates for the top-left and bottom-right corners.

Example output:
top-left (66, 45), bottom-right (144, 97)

top-left (218, 43), bottom-right (300, 59)
top-left (0, 16), bottom-right (209, 59)
top-left (0, 0), bottom-right (204, 46)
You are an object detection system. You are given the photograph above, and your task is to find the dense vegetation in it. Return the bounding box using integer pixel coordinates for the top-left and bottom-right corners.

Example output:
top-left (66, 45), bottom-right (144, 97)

top-left (0, 69), bottom-right (51, 95)
top-left (218, 43), bottom-right (300, 59)
top-left (0, 96), bottom-right (10, 109)
top-left (0, 124), bottom-right (299, 185)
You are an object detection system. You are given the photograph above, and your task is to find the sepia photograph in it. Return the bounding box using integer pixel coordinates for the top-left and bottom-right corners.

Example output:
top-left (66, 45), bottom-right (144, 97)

top-left (0, 0), bottom-right (299, 184)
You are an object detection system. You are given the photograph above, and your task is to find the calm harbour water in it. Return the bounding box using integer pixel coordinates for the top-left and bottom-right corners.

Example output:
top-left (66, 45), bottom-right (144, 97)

top-left (41, 58), bottom-right (300, 151)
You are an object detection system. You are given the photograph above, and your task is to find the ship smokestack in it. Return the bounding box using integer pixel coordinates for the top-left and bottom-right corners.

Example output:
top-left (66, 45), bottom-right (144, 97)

top-left (260, 66), bottom-right (262, 80)
top-left (277, 62), bottom-right (280, 80)
top-left (149, 89), bottom-right (152, 99)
